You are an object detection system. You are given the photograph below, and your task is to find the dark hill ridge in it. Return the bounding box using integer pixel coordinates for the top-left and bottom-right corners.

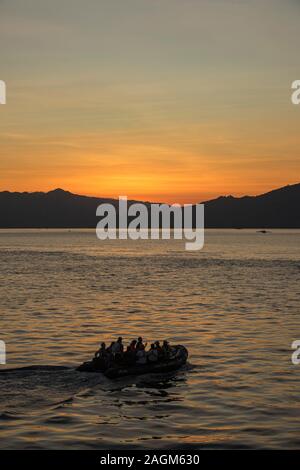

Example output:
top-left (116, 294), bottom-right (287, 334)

top-left (203, 183), bottom-right (300, 228)
top-left (0, 183), bottom-right (299, 228)
top-left (0, 189), bottom-right (147, 228)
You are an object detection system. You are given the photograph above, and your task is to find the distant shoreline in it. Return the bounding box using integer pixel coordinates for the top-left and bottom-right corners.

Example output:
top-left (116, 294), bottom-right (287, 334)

top-left (1, 183), bottom-right (299, 229)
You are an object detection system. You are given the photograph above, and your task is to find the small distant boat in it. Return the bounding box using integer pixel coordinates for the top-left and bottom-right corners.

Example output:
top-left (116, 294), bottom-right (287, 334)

top-left (77, 345), bottom-right (188, 378)
top-left (257, 229), bottom-right (271, 234)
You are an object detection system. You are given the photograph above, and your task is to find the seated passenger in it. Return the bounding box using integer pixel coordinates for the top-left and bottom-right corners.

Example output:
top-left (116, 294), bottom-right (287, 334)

top-left (136, 345), bottom-right (147, 365)
top-left (105, 341), bottom-right (116, 366)
top-left (118, 336), bottom-right (124, 353)
top-left (162, 340), bottom-right (171, 359)
top-left (124, 345), bottom-right (135, 365)
top-left (95, 342), bottom-right (106, 359)
top-left (147, 344), bottom-right (158, 363)
top-left (129, 339), bottom-right (137, 352)
top-left (112, 337), bottom-right (123, 354)
top-left (107, 341), bottom-right (115, 353)
top-left (111, 337), bottom-right (124, 364)
top-left (154, 341), bottom-right (163, 357)
top-left (92, 342), bottom-right (110, 369)
top-left (136, 336), bottom-right (147, 351)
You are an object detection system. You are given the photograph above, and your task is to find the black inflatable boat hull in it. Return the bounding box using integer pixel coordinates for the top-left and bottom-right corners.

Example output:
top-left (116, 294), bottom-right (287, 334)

top-left (76, 358), bottom-right (106, 372)
top-left (105, 354), bottom-right (187, 379)
top-left (77, 345), bottom-right (188, 378)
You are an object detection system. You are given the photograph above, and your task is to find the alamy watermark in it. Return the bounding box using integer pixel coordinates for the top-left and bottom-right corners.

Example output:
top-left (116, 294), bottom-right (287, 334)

top-left (0, 340), bottom-right (6, 364)
top-left (96, 197), bottom-right (204, 251)
top-left (0, 80), bottom-right (6, 104)
top-left (291, 80), bottom-right (300, 105)
top-left (291, 340), bottom-right (300, 365)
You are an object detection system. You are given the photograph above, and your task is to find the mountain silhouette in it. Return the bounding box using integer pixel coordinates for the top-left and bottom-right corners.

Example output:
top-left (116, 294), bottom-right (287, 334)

top-left (202, 183), bottom-right (300, 228)
top-left (0, 183), bottom-right (299, 228)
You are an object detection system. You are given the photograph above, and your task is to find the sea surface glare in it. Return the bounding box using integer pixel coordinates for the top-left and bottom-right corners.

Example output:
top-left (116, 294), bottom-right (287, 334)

top-left (0, 229), bottom-right (299, 449)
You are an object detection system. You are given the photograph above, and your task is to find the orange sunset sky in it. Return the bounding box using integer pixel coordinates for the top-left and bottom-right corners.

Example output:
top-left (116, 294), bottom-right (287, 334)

top-left (0, 0), bottom-right (299, 203)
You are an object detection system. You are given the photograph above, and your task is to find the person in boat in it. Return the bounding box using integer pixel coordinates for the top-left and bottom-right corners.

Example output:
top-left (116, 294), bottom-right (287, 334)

top-left (122, 339), bottom-right (138, 365)
top-left (136, 344), bottom-right (147, 365)
top-left (92, 342), bottom-right (110, 369)
top-left (107, 341), bottom-right (115, 353)
top-left (129, 339), bottom-right (137, 352)
top-left (162, 340), bottom-right (172, 359)
top-left (147, 343), bottom-right (158, 363)
top-left (111, 337), bottom-right (124, 354)
top-left (118, 336), bottom-right (124, 353)
top-left (154, 341), bottom-right (163, 358)
top-left (123, 345), bottom-right (135, 365)
top-left (111, 337), bottom-right (124, 363)
top-left (104, 341), bottom-right (116, 366)
top-left (136, 337), bottom-right (147, 351)
top-left (94, 342), bottom-right (106, 359)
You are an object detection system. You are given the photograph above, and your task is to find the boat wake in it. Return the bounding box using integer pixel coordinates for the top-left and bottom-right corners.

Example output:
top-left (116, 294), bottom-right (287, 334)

top-left (0, 365), bottom-right (72, 374)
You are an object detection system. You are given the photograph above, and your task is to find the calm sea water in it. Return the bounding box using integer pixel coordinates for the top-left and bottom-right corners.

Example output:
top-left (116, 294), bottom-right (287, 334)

top-left (0, 229), bottom-right (299, 449)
